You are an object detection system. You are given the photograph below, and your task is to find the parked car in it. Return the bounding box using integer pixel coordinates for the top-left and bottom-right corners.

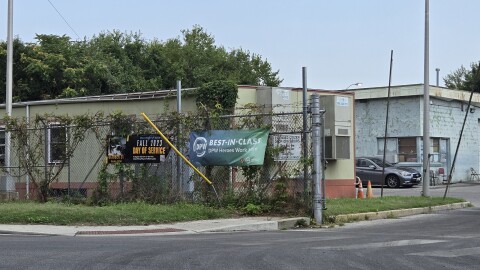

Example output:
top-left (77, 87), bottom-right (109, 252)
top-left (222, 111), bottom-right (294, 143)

top-left (355, 157), bottom-right (422, 188)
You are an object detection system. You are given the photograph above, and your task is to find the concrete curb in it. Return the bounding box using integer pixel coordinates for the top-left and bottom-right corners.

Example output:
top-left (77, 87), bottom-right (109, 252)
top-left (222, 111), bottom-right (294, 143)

top-left (0, 217), bottom-right (311, 236)
top-left (278, 217), bottom-right (310, 230)
top-left (205, 217), bottom-right (310, 232)
top-left (334, 202), bottom-right (471, 223)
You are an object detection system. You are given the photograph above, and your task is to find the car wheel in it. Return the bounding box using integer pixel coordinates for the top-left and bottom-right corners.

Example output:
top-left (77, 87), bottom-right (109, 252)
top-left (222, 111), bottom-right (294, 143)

top-left (386, 175), bottom-right (401, 188)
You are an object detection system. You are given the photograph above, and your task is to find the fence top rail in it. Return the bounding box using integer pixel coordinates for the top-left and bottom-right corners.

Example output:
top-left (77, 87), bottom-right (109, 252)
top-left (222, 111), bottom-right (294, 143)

top-left (1, 88), bottom-right (198, 109)
top-left (4, 110), bottom-right (308, 132)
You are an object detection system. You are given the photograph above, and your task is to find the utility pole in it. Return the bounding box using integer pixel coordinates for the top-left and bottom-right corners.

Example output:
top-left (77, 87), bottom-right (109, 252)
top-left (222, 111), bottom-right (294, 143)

top-left (422, 0), bottom-right (430, 197)
top-left (4, 0), bottom-right (15, 195)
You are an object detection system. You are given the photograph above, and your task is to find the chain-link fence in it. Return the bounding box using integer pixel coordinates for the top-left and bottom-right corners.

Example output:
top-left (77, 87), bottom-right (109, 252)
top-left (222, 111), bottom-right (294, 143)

top-left (4, 107), bottom-right (311, 209)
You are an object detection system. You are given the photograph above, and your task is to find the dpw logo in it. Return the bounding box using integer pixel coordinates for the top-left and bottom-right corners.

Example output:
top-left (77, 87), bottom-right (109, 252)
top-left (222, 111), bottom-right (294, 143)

top-left (193, 137), bottom-right (208, 157)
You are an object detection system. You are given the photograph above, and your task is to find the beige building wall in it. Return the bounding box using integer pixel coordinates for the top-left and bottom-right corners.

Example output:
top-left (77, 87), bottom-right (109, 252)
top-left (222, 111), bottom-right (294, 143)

top-left (5, 86), bottom-right (356, 199)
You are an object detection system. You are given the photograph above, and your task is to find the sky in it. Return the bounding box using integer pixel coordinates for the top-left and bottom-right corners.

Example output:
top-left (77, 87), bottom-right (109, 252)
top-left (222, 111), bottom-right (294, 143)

top-left (0, 0), bottom-right (478, 90)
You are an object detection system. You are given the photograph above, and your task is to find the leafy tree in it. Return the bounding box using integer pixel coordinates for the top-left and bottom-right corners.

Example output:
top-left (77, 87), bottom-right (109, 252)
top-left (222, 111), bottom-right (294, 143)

top-left (0, 38), bottom-right (33, 103)
top-left (0, 26), bottom-right (282, 102)
top-left (20, 35), bottom-right (88, 100)
top-left (444, 62), bottom-right (480, 92)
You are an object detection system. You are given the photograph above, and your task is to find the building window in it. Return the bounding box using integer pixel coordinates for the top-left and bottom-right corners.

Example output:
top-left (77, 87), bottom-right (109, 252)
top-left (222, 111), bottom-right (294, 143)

top-left (47, 123), bottom-right (66, 164)
top-left (398, 137), bottom-right (417, 162)
top-left (430, 138), bottom-right (440, 162)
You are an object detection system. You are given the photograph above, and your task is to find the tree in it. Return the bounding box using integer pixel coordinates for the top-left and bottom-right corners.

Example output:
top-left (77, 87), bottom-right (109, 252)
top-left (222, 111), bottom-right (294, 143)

top-left (444, 62), bottom-right (480, 92)
top-left (0, 37), bottom-right (34, 103)
top-left (0, 26), bottom-right (283, 102)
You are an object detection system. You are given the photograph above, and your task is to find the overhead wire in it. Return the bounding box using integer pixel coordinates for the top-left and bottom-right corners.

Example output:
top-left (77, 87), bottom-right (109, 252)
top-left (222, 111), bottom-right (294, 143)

top-left (47, 0), bottom-right (81, 40)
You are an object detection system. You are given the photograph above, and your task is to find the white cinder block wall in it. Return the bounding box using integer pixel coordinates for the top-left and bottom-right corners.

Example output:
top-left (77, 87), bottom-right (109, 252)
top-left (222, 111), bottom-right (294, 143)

top-left (355, 96), bottom-right (479, 182)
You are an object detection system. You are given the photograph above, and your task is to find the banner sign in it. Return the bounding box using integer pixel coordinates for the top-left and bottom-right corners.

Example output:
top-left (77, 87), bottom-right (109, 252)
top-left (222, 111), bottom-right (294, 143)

top-left (189, 129), bottom-right (269, 166)
top-left (107, 134), bottom-right (170, 163)
top-left (272, 134), bottom-right (301, 161)
top-left (107, 136), bottom-right (127, 163)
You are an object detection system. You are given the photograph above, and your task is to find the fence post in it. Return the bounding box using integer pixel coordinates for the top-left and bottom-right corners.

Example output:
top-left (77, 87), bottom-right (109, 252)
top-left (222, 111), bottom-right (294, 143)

top-left (311, 94), bottom-right (323, 225)
top-left (176, 80), bottom-right (183, 196)
top-left (119, 169), bottom-right (124, 199)
top-left (302, 67), bottom-right (309, 204)
top-left (67, 126), bottom-right (71, 196)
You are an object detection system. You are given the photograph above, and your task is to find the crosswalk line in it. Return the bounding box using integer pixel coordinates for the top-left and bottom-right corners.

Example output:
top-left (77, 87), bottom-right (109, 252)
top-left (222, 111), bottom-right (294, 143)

top-left (408, 247), bottom-right (480, 258)
top-left (310, 239), bottom-right (446, 250)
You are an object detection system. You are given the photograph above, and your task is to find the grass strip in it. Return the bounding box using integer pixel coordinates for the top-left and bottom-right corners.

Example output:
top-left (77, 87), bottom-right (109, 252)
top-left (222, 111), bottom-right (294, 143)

top-left (0, 196), bottom-right (467, 226)
top-left (0, 202), bottom-right (233, 226)
top-left (323, 196), bottom-right (465, 217)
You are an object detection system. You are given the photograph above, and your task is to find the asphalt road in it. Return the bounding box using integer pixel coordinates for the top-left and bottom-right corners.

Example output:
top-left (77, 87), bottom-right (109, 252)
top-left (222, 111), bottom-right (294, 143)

top-left (2, 206), bottom-right (480, 270)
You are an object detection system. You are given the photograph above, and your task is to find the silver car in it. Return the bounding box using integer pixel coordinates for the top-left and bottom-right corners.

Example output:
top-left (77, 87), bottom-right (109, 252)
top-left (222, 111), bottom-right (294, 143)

top-left (355, 157), bottom-right (422, 188)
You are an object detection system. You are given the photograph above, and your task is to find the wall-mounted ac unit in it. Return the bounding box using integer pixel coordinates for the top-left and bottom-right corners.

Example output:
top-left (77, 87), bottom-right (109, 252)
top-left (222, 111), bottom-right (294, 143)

top-left (324, 136), bottom-right (350, 159)
top-left (320, 95), bottom-right (352, 160)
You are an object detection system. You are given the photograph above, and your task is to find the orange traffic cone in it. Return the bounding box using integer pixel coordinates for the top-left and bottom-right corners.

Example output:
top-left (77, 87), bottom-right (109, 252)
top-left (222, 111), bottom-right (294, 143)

top-left (356, 177), bottom-right (364, 199)
top-left (366, 180), bottom-right (374, 198)
top-left (357, 183), bottom-right (364, 199)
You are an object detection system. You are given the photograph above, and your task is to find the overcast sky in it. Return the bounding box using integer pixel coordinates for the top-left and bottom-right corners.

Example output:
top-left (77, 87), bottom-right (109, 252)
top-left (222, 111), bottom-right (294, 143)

top-left (0, 0), bottom-right (478, 89)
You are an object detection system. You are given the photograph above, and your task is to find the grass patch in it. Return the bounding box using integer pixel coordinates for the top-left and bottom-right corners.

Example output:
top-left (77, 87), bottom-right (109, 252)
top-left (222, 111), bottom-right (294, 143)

top-left (323, 196), bottom-right (465, 217)
top-left (0, 202), bottom-right (233, 226)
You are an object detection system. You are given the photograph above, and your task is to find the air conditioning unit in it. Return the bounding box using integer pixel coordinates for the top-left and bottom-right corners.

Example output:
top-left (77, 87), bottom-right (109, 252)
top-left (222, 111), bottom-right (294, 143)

top-left (324, 136), bottom-right (350, 159)
top-left (320, 95), bottom-right (352, 160)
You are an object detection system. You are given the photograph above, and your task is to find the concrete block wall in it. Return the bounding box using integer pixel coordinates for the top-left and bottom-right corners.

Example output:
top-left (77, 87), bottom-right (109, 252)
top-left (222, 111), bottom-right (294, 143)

top-left (355, 97), bottom-right (421, 157)
top-left (430, 98), bottom-right (479, 181)
top-left (355, 96), bottom-right (480, 182)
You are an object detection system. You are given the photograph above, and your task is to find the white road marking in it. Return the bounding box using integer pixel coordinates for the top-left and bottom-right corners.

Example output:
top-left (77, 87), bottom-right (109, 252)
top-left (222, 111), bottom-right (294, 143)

top-left (231, 236), bottom-right (351, 246)
top-left (408, 247), bottom-right (480, 258)
top-left (310, 239), bottom-right (446, 250)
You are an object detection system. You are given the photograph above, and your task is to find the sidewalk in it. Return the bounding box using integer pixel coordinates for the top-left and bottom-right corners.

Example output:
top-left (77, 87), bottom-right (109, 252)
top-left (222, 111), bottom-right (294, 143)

top-left (0, 216), bottom-right (310, 237)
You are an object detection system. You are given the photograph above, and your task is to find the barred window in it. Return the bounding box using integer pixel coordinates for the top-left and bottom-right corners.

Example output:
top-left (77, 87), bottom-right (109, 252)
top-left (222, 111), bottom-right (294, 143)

top-left (47, 123), bottom-right (66, 163)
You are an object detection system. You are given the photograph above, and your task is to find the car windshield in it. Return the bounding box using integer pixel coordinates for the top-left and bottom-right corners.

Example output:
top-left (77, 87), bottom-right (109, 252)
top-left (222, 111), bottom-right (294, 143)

top-left (369, 158), bottom-right (394, 167)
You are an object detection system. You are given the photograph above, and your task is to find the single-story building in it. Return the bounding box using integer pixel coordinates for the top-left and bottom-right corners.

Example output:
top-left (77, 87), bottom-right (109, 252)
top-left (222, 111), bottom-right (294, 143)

top-left (0, 85), bottom-right (357, 199)
top-left (348, 84), bottom-right (480, 183)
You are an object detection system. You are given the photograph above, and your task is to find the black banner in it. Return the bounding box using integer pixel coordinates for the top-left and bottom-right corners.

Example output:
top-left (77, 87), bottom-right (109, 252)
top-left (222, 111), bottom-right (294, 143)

top-left (107, 134), bottom-right (170, 163)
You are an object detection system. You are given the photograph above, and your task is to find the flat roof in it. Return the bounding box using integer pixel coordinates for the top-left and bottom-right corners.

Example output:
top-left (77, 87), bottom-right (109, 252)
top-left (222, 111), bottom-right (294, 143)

top-left (0, 88), bottom-right (197, 108)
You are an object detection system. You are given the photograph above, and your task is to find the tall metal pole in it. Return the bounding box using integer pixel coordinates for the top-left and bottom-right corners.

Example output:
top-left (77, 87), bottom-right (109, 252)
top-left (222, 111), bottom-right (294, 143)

top-left (176, 80), bottom-right (182, 195)
top-left (422, 0), bottom-right (430, 197)
top-left (302, 67), bottom-right (309, 200)
top-left (311, 94), bottom-right (322, 224)
top-left (443, 89), bottom-right (474, 199)
top-left (381, 50), bottom-right (394, 198)
top-left (5, 0), bottom-right (14, 193)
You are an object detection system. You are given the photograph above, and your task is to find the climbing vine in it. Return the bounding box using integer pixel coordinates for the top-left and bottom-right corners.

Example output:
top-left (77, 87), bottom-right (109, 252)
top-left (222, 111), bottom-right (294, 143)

top-left (196, 81), bottom-right (238, 114)
top-left (4, 113), bottom-right (102, 202)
